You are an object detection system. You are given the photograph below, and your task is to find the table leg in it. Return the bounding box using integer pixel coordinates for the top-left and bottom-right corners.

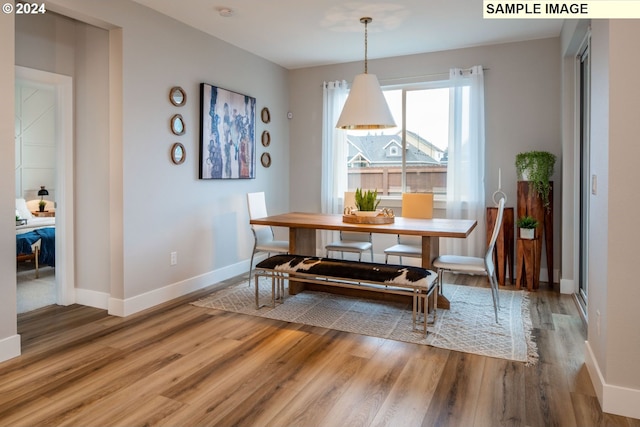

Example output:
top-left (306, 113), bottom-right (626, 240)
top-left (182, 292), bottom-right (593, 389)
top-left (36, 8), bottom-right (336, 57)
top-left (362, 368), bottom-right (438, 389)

top-left (422, 236), bottom-right (450, 310)
top-left (288, 227), bottom-right (316, 294)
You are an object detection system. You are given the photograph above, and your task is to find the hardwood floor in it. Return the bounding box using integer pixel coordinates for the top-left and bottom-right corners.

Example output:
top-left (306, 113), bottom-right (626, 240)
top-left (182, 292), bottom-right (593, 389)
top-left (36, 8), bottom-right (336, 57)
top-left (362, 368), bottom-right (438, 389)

top-left (3, 274), bottom-right (639, 427)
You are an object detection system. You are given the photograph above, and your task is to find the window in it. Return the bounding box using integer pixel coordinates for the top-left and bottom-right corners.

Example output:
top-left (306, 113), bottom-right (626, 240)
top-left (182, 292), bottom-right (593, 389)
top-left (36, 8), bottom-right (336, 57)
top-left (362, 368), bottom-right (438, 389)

top-left (344, 82), bottom-right (452, 197)
top-left (323, 67), bottom-right (485, 255)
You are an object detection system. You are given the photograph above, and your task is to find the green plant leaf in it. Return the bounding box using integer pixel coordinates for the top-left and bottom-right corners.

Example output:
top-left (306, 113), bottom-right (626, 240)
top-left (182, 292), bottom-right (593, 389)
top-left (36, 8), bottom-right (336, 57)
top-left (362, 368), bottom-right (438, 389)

top-left (516, 215), bottom-right (539, 229)
top-left (354, 188), bottom-right (380, 211)
top-left (515, 150), bottom-right (556, 208)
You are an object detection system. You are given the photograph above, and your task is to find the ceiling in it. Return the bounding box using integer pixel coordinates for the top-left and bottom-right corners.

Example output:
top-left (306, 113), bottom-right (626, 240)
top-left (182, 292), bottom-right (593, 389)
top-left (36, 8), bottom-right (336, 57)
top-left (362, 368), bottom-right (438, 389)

top-left (132, 0), bottom-right (564, 70)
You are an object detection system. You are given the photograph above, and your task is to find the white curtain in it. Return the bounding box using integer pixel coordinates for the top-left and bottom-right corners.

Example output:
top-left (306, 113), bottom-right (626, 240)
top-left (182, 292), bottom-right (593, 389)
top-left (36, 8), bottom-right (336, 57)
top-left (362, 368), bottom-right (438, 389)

top-left (442, 66), bottom-right (486, 257)
top-left (320, 80), bottom-right (348, 250)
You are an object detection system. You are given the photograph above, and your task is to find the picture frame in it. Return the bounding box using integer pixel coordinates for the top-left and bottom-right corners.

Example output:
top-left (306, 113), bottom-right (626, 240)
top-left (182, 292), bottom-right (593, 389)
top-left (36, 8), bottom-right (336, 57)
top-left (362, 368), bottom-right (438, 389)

top-left (199, 83), bottom-right (256, 179)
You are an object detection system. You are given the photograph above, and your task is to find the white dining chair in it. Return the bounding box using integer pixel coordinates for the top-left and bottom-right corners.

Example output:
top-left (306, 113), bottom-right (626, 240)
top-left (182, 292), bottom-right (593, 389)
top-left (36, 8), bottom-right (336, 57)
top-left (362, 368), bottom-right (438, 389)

top-left (325, 192), bottom-right (374, 261)
top-left (384, 193), bottom-right (434, 264)
top-left (247, 192), bottom-right (289, 286)
top-left (432, 197), bottom-right (505, 323)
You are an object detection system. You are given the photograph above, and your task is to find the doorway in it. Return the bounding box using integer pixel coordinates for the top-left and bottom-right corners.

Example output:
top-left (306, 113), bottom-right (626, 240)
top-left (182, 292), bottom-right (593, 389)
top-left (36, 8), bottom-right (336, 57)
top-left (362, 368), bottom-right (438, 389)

top-left (15, 66), bottom-right (75, 309)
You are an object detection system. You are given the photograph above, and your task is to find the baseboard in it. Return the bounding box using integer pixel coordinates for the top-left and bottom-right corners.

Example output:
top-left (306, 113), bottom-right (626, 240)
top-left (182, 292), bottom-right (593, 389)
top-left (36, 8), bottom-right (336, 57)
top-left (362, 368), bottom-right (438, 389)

top-left (560, 278), bottom-right (575, 294)
top-left (76, 288), bottom-right (110, 310)
top-left (539, 267), bottom-right (560, 285)
top-left (0, 334), bottom-right (21, 363)
top-left (107, 259), bottom-right (253, 317)
top-left (585, 340), bottom-right (640, 419)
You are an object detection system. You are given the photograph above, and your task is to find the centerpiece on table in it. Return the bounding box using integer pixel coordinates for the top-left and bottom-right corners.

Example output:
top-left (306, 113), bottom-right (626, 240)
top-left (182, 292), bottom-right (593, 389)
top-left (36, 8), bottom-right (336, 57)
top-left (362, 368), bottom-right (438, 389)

top-left (343, 188), bottom-right (394, 224)
top-left (353, 188), bottom-right (380, 216)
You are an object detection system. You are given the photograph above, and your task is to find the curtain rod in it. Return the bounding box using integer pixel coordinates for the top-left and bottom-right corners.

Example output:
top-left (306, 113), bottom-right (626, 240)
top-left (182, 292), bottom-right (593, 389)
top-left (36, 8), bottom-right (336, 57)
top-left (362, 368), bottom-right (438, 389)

top-left (379, 67), bottom-right (490, 84)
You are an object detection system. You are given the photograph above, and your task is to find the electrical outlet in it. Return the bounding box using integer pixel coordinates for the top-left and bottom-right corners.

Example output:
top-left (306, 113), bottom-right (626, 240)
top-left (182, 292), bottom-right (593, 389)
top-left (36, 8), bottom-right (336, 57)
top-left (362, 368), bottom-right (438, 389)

top-left (596, 309), bottom-right (601, 336)
top-left (592, 174), bottom-right (597, 195)
top-left (170, 251), bottom-right (177, 266)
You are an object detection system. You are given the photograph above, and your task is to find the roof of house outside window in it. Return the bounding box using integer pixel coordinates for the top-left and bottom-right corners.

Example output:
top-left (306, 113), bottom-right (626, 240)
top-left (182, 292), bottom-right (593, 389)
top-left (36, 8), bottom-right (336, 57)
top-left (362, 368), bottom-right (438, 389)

top-left (347, 133), bottom-right (443, 167)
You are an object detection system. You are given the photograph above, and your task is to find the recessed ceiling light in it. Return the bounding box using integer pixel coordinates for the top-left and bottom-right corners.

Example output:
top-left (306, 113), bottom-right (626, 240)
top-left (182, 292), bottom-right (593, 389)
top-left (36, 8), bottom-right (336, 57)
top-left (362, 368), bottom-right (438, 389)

top-left (217, 7), bottom-right (233, 17)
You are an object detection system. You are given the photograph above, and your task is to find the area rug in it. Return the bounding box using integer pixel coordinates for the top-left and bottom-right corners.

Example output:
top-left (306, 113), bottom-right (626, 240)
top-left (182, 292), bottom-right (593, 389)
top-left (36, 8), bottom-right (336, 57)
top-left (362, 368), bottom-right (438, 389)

top-left (192, 277), bottom-right (538, 364)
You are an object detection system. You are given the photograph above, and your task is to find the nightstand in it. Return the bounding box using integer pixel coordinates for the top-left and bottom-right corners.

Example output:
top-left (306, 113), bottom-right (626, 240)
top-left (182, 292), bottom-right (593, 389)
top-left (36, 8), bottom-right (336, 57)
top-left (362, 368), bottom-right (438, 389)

top-left (31, 210), bottom-right (55, 217)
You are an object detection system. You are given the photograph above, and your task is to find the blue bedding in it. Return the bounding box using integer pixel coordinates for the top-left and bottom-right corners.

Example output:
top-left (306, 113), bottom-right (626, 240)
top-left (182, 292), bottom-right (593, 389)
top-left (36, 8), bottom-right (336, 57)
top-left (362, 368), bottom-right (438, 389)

top-left (16, 227), bottom-right (55, 267)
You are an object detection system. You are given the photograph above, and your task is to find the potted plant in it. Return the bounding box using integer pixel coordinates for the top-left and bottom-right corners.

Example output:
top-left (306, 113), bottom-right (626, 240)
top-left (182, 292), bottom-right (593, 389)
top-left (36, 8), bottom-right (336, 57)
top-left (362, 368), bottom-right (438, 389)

top-left (517, 215), bottom-right (538, 239)
top-left (354, 188), bottom-right (380, 216)
top-left (38, 199), bottom-right (47, 212)
top-left (515, 150), bottom-right (556, 208)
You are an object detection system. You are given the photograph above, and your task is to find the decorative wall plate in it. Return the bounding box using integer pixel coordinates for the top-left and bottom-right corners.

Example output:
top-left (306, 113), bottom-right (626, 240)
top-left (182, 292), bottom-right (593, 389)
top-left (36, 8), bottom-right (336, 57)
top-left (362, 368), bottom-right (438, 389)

top-left (171, 114), bottom-right (185, 135)
top-left (261, 130), bottom-right (271, 147)
top-left (169, 86), bottom-right (186, 106)
top-left (171, 142), bottom-right (185, 164)
top-left (261, 152), bottom-right (271, 168)
top-left (261, 107), bottom-right (271, 124)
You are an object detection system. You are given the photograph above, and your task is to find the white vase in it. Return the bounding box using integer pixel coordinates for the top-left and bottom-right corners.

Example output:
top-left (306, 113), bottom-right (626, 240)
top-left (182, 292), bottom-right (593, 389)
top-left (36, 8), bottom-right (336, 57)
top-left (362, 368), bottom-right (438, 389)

top-left (519, 228), bottom-right (535, 239)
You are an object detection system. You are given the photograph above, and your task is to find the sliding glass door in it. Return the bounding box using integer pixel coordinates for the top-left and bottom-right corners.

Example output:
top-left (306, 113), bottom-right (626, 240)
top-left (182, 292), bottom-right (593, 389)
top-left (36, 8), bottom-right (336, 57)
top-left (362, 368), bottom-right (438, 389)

top-left (578, 37), bottom-right (591, 309)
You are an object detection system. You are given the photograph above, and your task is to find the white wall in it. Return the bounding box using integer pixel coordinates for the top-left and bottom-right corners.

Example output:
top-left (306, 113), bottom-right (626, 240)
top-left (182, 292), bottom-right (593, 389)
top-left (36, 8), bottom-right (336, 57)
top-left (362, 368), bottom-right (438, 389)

top-left (289, 38), bottom-right (562, 274)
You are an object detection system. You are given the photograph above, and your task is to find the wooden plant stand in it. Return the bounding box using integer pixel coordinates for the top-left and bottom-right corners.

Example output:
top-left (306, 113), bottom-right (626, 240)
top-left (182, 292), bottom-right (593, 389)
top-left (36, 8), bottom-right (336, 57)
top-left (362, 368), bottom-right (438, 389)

top-left (517, 181), bottom-right (553, 286)
top-left (516, 237), bottom-right (539, 290)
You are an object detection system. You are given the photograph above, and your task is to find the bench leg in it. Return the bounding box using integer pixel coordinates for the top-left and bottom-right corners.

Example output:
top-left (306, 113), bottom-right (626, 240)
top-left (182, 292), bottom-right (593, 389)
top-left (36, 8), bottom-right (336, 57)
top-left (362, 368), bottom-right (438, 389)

top-left (412, 289), bottom-right (429, 337)
top-left (255, 272), bottom-right (286, 310)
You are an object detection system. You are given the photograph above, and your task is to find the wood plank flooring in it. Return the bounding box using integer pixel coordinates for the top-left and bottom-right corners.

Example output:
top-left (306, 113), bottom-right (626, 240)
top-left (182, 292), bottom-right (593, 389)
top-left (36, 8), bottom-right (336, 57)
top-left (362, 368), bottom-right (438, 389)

top-left (3, 274), bottom-right (639, 427)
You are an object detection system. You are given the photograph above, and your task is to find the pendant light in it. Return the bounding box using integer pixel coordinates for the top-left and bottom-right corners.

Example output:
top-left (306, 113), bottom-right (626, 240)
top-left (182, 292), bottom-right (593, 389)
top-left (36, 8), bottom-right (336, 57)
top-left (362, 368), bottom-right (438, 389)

top-left (336, 17), bottom-right (396, 130)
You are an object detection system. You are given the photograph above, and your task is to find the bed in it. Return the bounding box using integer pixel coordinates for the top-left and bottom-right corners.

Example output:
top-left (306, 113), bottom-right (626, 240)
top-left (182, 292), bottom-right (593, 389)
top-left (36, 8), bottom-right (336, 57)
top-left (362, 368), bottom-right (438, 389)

top-left (15, 198), bottom-right (56, 275)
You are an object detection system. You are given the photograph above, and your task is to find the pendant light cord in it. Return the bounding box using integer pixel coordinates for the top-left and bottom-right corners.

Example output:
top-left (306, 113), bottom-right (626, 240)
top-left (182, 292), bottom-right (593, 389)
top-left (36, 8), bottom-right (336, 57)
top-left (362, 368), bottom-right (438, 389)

top-left (360, 17), bottom-right (372, 74)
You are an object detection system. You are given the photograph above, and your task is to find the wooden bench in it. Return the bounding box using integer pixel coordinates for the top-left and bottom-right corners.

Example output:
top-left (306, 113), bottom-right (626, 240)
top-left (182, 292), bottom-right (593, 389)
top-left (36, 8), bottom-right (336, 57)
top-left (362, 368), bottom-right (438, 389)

top-left (254, 254), bottom-right (439, 336)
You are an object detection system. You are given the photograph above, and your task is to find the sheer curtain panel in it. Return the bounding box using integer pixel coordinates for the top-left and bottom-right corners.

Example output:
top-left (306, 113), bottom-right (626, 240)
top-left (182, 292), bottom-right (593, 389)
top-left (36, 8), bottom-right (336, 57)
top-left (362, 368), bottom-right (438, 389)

top-left (442, 66), bottom-right (486, 257)
top-left (321, 80), bottom-right (348, 250)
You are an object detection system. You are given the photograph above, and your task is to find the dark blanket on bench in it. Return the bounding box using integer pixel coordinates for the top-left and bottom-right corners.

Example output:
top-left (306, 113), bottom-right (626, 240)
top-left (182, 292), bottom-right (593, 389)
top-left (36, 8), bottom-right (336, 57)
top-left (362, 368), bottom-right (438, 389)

top-left (256, 254), bottom-right (433, 289)
top-left (16, 227), bottom-right (55, 267)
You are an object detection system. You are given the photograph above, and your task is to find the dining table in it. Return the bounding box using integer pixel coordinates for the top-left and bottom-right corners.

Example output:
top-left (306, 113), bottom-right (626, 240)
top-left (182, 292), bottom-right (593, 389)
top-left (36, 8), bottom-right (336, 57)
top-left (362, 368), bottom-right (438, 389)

top-left (250, 212), bottom-right (477, 309)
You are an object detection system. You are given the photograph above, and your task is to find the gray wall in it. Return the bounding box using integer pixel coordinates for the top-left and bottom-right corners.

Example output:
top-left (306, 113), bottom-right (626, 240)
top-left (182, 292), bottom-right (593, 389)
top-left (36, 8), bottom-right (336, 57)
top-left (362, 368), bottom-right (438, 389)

top-left (0, 2), bottom-right (19, 360)
top-left (3, 0), bottom-right (291, 320)
top-left (16, 12), bottom-right (111, 298)
top-left (560, 19), bottom-right (640, 417)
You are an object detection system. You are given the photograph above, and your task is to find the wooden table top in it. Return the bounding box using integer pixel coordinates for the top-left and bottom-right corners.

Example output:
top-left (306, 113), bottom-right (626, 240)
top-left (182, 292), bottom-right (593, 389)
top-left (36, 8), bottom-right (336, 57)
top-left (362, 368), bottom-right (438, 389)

top-left (250, 212), bottom-right (477, 238)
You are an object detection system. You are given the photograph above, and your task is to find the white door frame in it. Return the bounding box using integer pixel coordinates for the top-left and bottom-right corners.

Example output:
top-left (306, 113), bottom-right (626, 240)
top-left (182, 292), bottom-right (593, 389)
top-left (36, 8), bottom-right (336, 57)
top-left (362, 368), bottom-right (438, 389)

top-left (15, 66), bottom-right (75, 306)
